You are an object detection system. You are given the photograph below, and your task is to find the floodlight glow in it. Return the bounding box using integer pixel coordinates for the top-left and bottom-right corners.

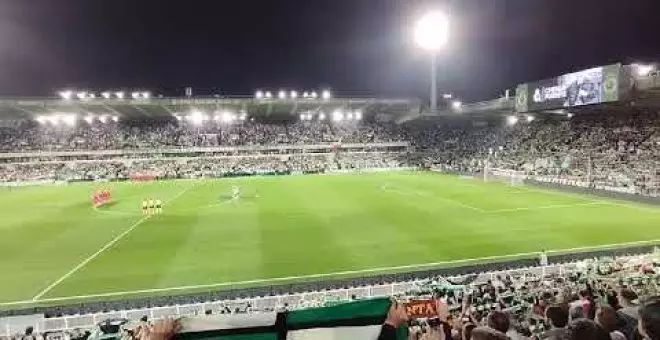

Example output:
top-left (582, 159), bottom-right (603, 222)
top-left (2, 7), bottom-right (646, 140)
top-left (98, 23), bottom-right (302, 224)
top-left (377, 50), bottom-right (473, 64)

top-left (47, 116), bottom-right (59, 125)
top-left (443, 93), bottom-right (452, 99)
top-left (319, 112), bottom-right (326, 120)
top-left (321, 90), bottom-right (331, 100)
top-left (635, 64), bottom-right (655, 76)
top-left (354, 110), bottom-right (362, 120)
top-left (115, 91), bottom-right (125, 99)
top-left (36, 116), bottom-right (47, 124)
top-left (299, 113), bottom-right (306, 121)
top-left (101, 92), bottom-right (111, 99)
top-left (88, 93), bottom-right (96, 99)
top-left (84, 116), bottom-right (94, 124)
top-left (59, 90), bottom-right (73, 100)
top-left (567, 113), bottom-right (574, 118)
top-left (99, 115), bottom-right (109, 124)
top-left (311, 91), bottom-right (318, 99)
top-left (452, 101), bottom-right (462, 109)
top-left (332, 110), bottom-right (344, 121)
top-left (414, 11), bottom-right (449, 51)
top-left (499, 146), bottom-right (504, 151)
top-left (290, 91), bottom-right (298, 99)
top-left (265, 91), bottom-right (272, 99)
top-left (175, 115), bottom-right (182, 121)
top-left (239, 113), bottom-right (247, 121)
top-left (62, 114), bottom-right (77, 126)
top-left (526, 115), bottom-right (535, 122)
top-left (506, 115), bottom-right (518, 126)
top-left (131, 92), bottom-right (140, 99)
top-left (188, 111), bottom-right (207, 125)
top-left (346, 112), bottom-right (353, 120)
top-left (278, 90), bottom-right (287, 99)
top-left (112, 116), bottom-right (119, 122)
top-left (142, 92), bottom-right (150, 99)
top-left (255, 90), bottom-right (264, 99)
top-left (221, 111), bottom-right (236, 123)
top-left (76, 92), bottom-right (87, 100)
top-left (303, 92), bottom-right (309, 98)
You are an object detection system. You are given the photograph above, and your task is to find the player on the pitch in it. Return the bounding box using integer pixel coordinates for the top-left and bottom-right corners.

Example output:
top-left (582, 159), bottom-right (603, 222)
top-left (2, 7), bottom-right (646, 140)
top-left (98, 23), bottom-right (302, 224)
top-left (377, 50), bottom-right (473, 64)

top-left (142, 199), bottom-right (149, 215)
top-left (231, 185), bottom-right (241, 201)
top-left (155, 198), bottom-right (162, 214)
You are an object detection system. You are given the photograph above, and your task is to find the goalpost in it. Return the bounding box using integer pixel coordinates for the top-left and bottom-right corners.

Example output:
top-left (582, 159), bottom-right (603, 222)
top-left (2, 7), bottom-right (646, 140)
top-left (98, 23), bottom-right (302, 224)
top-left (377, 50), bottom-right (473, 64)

top-left (483, 166), bottom-right (526, 186)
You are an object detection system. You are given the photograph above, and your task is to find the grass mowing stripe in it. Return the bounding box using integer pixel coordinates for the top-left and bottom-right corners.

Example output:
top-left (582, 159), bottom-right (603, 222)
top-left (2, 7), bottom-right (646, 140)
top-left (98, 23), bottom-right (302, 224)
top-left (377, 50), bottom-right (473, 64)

top-left (31, 185), bottom-right (194, 301)
top-left (3, 237), bottom-right (659, 307)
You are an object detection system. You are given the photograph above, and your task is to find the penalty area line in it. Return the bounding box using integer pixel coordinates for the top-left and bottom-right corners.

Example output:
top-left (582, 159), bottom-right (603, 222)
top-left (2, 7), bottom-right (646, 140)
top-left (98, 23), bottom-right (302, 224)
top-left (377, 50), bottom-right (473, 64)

top-left (31, 185), bottom-right (194, 302)
top-left (7, 237), bottom-right (659, 306)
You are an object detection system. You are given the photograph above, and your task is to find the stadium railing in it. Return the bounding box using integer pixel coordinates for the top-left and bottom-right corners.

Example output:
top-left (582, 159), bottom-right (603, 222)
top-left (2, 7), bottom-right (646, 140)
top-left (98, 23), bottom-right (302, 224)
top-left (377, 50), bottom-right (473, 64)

top-left (4, 250), bottom-right (655, 336)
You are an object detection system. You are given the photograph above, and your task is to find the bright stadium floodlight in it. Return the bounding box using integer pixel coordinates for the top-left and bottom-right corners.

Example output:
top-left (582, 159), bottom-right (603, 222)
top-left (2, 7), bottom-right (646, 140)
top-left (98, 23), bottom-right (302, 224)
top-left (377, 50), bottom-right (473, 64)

top-left (498, 145), bottom-right (504, 151)
top-left (321, 90), bottom-right (331, 100)
top-left (84, 115), bottom-right (94, 124)
top-left (332, 110), bottom-right (344, 122)
top-left (452, 101), bottom-right (462, 110)
top-left (99, 115), bottom-right (109, 124)
top-left (47, 116), bottom-right (59, 125)
top-left (88, 93), bottom-right (96, 99)
top-left (142, 92), bottom-right (151, 99)
top-left (526, 115), bottom-right (535, 122)
top-left (58, 90), bottom-right (73, 100)
top-left (354, 110), bottom-right (362, 120)
top-left (311, 91), bottom-right (318, 99)
top-left (567, 113), bottom-right (574, 118)
top-left (265, 91), bottom-right (273, 99)
top-left (255, 90), bottom-right (264, 99)
top-left (115, 91), bottom-right (125, 99)
top-left (634, 64), bottom-right (655, 76)
top-left (278, 90), bottom-right (287, 99)
top-left (76, 91), bottom-right (87, 100)
top-left (346, 112), bottom-right (353, 120)
top-left (290, 90), bottom-right (298, 99)
top-left (111, 116), bottom-right (119, 122)
top-left (221, 111), bottom-right (235, 123)
top-left (62, 114), bottom-right (77, 126)
top-left (175, 115), bottom-right (182, 121)
top-left (131, 92), bottom-right (140, 99)
top-left (36, 116), bottom-right (47, 124)
top-left (189, 110), bottom-right (207, 125)
top-left (239, 113), bottom-right (247, 121)
top-left (303, 91), bottom-right (309, 98)
top-left (442, 93), bottom-right (452, 99)
top-left (318, 112), bottom-right (326, 120)
top-left (506, 115), bottom-right (518, 126)
top-left (414, 11), bottom-right (449, 51)
top-left (414, 10), bottom-right (449, 112)
top-left (101, 92), bottom-right (111, 99)
top-left (299, 113), bottom-right (306, 121)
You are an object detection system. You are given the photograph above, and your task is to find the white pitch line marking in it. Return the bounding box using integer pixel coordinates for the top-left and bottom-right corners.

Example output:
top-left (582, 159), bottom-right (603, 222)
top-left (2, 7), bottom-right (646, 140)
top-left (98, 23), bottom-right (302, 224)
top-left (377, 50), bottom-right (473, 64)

top-left (2, 237), bottom-right (655, 306)
top-left (381, 184), bottom-right (485, 212)
top-left (485, 201), bottom-right (608, 213)
top-left (31, 185), bottom-right (195, 301)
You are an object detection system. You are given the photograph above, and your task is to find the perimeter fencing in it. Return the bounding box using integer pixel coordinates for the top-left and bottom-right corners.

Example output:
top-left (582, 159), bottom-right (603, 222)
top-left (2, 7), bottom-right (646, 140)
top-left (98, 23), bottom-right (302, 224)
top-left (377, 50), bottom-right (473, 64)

top-left (3, 243), bottom-right (660, 336)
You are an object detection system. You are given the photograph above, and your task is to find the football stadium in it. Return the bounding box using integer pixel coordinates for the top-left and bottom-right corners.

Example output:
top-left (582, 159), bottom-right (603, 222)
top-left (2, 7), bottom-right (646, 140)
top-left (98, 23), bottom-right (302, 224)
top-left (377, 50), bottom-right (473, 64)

top-left (0, 62), bottom-right (659, 339)
top-left (1, 5), bottom-right (660, 340)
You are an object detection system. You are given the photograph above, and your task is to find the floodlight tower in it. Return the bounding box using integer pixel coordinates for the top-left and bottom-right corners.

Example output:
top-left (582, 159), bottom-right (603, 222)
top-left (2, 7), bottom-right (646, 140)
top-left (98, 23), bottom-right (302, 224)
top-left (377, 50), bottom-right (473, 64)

top-left (414, 11), bottom-right (449, 112)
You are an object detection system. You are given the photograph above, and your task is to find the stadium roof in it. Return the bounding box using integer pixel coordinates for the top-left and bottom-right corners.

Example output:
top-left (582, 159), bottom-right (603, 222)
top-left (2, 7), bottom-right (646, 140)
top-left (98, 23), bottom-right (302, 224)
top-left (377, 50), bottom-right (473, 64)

top-left (0, 97), bottom-right (421, 120)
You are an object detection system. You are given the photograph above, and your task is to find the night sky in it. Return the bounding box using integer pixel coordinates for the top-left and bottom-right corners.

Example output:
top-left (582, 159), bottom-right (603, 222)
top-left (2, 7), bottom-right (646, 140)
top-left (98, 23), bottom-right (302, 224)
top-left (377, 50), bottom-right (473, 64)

top-left (0, 0), bottom-right (658, 101)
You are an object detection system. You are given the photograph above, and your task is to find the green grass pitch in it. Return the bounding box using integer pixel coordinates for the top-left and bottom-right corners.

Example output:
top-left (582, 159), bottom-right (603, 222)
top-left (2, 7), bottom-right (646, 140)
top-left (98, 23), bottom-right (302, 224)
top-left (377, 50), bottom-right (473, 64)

top-left (1, 172), bottom-right (659, 307)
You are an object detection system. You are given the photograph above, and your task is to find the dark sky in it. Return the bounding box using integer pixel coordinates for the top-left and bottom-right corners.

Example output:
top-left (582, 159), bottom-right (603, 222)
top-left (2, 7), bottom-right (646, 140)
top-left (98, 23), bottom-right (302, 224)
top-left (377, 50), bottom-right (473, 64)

top-left (0, 0), bottom-right (658, 101)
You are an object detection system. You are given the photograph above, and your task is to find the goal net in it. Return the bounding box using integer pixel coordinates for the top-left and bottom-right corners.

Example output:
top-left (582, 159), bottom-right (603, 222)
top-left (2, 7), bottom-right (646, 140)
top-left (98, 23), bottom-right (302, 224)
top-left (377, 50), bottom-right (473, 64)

top-left (483, 167), bottom-right (526, 186)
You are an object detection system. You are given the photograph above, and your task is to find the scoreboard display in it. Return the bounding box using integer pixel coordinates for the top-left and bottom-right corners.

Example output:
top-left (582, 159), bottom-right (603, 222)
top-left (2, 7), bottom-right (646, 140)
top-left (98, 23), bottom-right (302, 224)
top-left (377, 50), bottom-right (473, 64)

top-left (516, 63), bottom-right (621, 113)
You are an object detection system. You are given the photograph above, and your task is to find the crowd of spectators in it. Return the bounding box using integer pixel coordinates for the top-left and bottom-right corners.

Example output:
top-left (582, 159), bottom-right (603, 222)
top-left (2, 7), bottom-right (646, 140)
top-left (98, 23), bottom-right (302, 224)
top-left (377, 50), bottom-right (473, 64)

top-left (5, 252), bottom-right (660, 340)
top-left (0, 109), bottom-right (657, 193)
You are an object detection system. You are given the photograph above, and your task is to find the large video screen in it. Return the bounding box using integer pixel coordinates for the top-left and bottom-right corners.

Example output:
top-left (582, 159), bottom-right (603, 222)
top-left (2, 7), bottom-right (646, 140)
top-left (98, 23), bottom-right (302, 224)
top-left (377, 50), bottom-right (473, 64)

top-left (529, 67), bottom-right (603, 111)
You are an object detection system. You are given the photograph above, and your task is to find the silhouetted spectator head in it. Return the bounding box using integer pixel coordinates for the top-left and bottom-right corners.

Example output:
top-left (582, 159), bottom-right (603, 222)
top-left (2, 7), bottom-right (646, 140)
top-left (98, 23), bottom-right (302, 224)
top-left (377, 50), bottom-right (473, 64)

top-left (546, 305), bottom-right (569, 328)
top-left (470, 326), bottom-right (508, 340)
top-left (595, 305), bottom-right (618, 333)
top-left (567, 319), bottom-right (610, 340)
top-left (487, 311), bottom-right (510, 333)
top-left (639, 297), bottom-right (660, 340)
